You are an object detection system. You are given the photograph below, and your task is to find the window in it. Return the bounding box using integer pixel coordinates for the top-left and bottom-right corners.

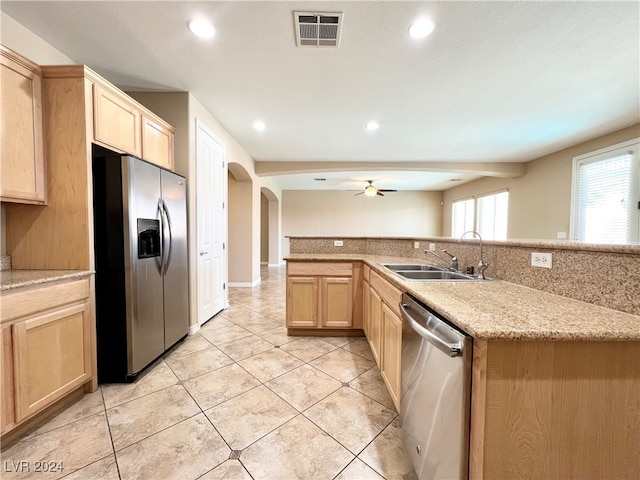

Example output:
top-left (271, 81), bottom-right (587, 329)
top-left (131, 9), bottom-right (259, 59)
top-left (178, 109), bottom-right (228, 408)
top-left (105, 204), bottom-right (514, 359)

top-left (477, 191), bottom-right (509, 240)
top-left (571, 139), bottom-right (639, 244)
top-left (451, 198), bottom-right (474, 238)
top-left (451, 190), bottom-right (509, 240)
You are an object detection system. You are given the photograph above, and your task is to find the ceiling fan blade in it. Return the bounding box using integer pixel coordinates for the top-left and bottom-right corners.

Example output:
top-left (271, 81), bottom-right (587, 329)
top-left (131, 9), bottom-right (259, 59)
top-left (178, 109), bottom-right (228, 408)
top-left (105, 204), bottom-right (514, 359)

top-left (377, 191), bottom-right (384, 196)
top-left (354, 191), bottom-right (364, 196)
top-left (377, 189), bottom-right (397, 192)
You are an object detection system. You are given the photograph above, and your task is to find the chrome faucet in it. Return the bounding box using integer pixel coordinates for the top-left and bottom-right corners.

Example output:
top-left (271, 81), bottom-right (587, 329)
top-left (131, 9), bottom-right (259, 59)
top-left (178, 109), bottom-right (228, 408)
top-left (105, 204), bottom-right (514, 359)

top-left (424, 249), bottom-right (458, 271)
top-left (459, 230), bottom-right (488, 279)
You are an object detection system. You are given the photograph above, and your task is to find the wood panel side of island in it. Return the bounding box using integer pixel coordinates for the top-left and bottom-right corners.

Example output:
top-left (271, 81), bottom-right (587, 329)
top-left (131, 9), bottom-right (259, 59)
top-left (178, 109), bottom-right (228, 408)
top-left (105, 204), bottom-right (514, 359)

top-left (471, 340), bottom-right (640, 480)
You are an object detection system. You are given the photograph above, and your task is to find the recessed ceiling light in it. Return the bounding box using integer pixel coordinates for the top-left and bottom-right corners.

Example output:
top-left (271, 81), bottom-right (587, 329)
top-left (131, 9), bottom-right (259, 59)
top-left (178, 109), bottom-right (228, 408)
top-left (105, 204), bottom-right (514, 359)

top-left (189, 17), bottom-right (215, 39)
top-left (366, 121), bottom-right (380, 131)
top-left (409, 19), bottom-right (435, 39)
top-left (253, 120), bottom-right (266, 131)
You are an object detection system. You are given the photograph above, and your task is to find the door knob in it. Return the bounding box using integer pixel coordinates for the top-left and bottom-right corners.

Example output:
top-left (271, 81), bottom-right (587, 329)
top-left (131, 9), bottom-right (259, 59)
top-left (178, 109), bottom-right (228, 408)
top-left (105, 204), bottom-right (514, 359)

top-left (199, 250), bottom-right (209, 256)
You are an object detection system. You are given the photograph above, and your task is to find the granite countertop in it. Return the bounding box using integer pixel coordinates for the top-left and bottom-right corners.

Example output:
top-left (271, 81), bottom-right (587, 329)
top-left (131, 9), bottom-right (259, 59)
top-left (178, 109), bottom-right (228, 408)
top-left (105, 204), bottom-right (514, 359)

top-left (0, 270), bottom-right (93, 291)
top-left (285, 253), bottom-right (640, 341)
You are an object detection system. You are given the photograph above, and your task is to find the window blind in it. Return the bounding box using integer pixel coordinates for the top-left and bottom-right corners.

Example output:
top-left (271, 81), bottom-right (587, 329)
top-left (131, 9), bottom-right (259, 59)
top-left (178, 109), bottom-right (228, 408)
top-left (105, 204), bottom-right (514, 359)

top-left (577, 154), bottom-right (632, 244)
top-left (477, 191), bottom-right (509, 240)
top-left (451, 198), bottom-right (474, 237)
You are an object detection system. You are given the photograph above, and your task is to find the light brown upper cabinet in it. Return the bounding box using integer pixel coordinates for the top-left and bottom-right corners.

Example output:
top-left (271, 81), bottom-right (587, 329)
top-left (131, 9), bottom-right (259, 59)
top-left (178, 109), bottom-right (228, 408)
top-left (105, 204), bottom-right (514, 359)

top-left (93, 83), bottom-right (142, 158)
top-left (0, 46), bottom-right (46, 204)
top-left (142, 115), bottom-right (174, 170)
top-left (93, 82), bottom-right (175, 169)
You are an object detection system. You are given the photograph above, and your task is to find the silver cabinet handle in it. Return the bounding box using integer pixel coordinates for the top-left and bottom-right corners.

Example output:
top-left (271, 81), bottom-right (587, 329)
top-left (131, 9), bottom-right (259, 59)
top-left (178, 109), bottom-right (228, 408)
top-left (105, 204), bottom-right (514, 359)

top-left (199, 250), bottom-right (209, 256)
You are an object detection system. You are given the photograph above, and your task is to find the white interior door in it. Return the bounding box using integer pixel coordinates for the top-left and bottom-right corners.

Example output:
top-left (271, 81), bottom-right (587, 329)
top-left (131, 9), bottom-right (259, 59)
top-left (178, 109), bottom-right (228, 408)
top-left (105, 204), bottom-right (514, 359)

top-left (196, 119), bottom-right (226, 325)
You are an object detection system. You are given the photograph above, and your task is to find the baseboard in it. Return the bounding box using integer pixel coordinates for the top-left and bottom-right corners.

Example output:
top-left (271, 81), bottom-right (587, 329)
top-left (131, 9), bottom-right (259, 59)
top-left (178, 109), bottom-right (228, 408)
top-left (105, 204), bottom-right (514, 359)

top-left (228, 277), bottom-right (261, 288)
top-left (267, 263), bottom-right (282, 268)
top-left (189, 324), bottom-right (201, 335)
top-left (260, 261), bottom-right (268, 265)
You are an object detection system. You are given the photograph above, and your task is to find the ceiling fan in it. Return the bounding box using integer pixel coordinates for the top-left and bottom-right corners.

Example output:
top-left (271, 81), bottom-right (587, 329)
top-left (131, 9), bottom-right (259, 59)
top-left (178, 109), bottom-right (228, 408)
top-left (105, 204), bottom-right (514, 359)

top-left (355, 180), bottom-right (398, 197)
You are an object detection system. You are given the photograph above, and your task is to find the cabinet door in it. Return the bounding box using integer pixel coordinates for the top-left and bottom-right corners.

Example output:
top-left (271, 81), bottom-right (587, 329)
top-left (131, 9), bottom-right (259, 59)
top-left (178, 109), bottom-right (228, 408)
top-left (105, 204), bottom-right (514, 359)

top-left (369, 287), bottom-right (382, 367)
top-left (93, 83), bottom-right (142, 157)
top-left (1, 326), bottom-right (16, 434)
top-left (381, 302), bottom-right (402, 411)
top-left (12, 302), bottom-right (91, 422)
top-left (142, 115), bottom-right (174, 170)
top-left (321, 277), bottom-right (353, 328)
top-left (0, 47), bottom-right (46, 204)
top-left (363, 280), bottom-right (370, 337)
top-left (286, 277), bottom-right (319, 328)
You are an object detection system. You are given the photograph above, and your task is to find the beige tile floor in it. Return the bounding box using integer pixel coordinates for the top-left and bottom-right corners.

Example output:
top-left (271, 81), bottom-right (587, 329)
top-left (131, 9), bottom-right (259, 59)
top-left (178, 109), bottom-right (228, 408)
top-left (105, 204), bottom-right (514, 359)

top-left (1, 266), bottom-right (416, 480)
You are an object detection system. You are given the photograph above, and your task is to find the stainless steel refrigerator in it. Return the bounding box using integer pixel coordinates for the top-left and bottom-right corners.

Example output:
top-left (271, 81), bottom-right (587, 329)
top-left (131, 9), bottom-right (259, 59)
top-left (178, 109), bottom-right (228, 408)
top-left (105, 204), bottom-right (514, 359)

top-left (92, 153), bottom-right (188, 383)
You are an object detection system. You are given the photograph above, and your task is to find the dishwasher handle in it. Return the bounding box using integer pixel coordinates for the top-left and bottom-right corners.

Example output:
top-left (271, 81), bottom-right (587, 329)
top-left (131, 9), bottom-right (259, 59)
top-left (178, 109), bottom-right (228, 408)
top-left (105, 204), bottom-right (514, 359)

top-left (400, 302), bottom-right (463, 357)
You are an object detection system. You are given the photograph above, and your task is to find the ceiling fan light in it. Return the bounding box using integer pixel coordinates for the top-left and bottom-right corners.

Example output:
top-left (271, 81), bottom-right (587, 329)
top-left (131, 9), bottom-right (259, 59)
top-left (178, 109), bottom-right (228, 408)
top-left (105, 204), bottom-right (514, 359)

top-left (364, 185), bottom-right (378, 197)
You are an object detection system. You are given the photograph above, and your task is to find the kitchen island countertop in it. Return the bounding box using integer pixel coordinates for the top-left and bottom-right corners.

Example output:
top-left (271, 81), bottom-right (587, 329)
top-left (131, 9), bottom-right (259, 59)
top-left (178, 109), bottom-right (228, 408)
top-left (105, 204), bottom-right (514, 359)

top-left (285, 253), bottom-right (640, 341)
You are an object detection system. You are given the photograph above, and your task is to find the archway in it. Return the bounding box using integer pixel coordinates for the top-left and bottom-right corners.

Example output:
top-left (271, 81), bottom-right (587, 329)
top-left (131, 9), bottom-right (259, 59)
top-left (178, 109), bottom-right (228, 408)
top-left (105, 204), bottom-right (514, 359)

top-left (260, 187), bottom-right (281, 267)
top-left (227, 163), bottom-right (255, 286)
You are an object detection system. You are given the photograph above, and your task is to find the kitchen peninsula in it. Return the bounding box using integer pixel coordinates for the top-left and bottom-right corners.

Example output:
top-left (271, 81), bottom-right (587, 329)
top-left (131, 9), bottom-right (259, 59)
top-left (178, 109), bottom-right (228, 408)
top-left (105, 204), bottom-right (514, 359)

top-left (285, 238), bottom-right (640, 479)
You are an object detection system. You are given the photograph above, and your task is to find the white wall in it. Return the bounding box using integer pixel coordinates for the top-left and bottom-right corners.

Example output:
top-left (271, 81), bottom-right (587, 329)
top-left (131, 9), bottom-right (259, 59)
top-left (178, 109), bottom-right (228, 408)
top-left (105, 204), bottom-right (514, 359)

top-left (282, 190), bottom-right (443, 255)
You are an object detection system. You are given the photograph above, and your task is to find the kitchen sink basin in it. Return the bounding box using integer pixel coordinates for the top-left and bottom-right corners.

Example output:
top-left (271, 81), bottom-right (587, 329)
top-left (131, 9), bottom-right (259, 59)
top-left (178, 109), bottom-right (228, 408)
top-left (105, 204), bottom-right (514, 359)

top-left (382, 263), bottom-right (446, 272)
top-left (395, 270), bottom-right (477, 281)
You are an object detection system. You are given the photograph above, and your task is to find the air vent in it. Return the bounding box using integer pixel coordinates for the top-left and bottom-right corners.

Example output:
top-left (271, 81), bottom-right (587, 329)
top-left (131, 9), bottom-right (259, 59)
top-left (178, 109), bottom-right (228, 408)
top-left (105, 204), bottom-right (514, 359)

top-left (294, 12), bottom-right (343, 47)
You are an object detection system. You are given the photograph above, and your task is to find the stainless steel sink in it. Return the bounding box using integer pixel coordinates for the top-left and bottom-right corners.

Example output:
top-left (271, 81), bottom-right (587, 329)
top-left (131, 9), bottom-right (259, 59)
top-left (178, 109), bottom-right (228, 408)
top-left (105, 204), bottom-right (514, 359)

top-left (395, 270), bottom-right (477, 281)
top-left (382, 264), bottom-right (446, 272)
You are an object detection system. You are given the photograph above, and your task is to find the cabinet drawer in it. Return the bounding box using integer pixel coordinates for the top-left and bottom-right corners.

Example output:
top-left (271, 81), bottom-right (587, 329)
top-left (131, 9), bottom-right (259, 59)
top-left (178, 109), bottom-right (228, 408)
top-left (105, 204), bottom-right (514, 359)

top-left (288, 262), bottom-right (353, 277)
top-left (1, 278), bottom-right (90, 323)
top-left (370, 270), bottom-right (402, 317)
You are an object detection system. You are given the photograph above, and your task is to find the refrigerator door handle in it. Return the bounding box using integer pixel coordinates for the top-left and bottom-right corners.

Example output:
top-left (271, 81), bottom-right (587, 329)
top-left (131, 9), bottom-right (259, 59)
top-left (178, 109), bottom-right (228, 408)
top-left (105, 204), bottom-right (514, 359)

top-left (154, 201), bottom-right (164, 275)
top-left (159, 199), bottom-right (174, 276)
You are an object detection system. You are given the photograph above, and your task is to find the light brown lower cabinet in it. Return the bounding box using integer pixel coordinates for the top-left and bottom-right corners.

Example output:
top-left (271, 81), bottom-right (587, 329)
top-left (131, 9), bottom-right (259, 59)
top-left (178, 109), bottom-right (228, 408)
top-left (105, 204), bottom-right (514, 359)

top-left (362, 275), bottom-right (370, 337)
top-left (1, 326), bottom-right (16, 434)
top-left (286, 277), bottom-right (319, 328)
top-left (380, 302), bottom-right (402, 409)
top-left (368, 287), bottom-right (382, 366)
top-left (0, 277), bottom-right (95, 436)
top-left (365, 269), bottom-right (402, 411)
top-left (286, 261), bottom-right (361, 333)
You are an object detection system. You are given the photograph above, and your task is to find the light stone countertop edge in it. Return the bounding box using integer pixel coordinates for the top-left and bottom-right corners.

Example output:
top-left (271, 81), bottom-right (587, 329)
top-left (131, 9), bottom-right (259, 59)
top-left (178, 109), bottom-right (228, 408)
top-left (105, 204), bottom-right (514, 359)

top-left (1, 270), bottom-right (94, 291)
top-left (284, 253), bottom-right (640, 341)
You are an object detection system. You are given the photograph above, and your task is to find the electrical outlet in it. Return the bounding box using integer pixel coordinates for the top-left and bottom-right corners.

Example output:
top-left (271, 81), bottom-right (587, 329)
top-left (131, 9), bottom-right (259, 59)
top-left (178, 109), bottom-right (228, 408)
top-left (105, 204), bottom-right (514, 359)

top-left (414, 241), bottom-right (420, 249)
top-left (557, 231), bottom-right (567, 239)
top-left (334, 240), bottom-right (343, 247)
top-left (531, 252), bottom-right (552, 268)
top-left (429, 243), bottom-right (436, 251)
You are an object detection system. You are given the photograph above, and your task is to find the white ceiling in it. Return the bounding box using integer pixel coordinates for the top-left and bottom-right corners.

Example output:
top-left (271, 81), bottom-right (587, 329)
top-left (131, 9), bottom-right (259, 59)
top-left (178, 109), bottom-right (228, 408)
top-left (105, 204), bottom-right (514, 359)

top-left (2, 1), bottom-right (638, 192)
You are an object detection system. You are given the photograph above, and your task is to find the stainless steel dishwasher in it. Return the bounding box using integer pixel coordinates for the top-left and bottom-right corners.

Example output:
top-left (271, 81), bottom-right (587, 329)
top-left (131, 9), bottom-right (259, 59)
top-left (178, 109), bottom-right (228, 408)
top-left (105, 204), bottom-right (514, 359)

top-left (399, 293), bottom-right (472, 480)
